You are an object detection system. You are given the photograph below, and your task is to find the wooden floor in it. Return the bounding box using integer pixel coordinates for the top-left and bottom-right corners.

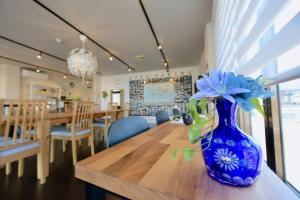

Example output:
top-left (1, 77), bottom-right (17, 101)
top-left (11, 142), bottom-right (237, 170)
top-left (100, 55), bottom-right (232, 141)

top-left (0, 138), bottom-right (119, 200)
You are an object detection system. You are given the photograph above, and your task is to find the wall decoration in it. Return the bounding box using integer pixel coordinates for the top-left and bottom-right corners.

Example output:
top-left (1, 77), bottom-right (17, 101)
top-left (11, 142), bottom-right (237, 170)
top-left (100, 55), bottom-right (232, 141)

top-left (144, 82), bottom-right (175, 103)
top-left (129, 75), bottom-right (192, 116)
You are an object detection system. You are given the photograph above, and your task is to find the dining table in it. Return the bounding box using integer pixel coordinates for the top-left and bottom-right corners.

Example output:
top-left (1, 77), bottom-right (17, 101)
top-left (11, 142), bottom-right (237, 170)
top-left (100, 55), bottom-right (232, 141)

top-left (75, 122), bottom-right (298, 200)
top-left (47, 109), bottom-right (123, 125)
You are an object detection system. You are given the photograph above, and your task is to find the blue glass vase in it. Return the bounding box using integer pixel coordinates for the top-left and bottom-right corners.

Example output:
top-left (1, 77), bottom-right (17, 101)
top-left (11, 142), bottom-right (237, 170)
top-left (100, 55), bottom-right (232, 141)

top-left (201, 98), bottom-right (262, 187)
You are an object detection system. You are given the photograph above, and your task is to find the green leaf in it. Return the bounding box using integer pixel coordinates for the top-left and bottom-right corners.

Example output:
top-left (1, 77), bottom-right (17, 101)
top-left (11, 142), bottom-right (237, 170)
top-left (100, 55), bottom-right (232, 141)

top-left (187, 99), bottom-right (208, 144)
top-left (172, 149), bottom-right (178, 160)
top-left (188, 124), bottom-right (201, 143)
top-left (251, 98), bottom-right (264, 116)
top-left (198, 98), bottom-right (208, 115)
top-left (188, 99), bottom-right (200, 123)
top-left (183, 147), bottom-right (195, 161)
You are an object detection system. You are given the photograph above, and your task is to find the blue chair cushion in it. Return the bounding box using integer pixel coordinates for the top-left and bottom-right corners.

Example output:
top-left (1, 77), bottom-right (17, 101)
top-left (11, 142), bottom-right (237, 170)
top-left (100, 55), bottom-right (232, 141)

top-left (50, 128), bottom-right (91, 137)
top-left (155, 111), bottom-right (170, 125)
top-left (107, 116), bottom-right (150, 148)
top-left (0, 137), bottom-right (40, 157)
top-left (93, 122), bottom-right (106, 128)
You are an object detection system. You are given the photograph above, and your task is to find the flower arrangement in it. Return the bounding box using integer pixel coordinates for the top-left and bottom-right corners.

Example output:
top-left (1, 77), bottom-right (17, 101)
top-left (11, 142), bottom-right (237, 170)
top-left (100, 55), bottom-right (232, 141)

top-left (173, 69), bottom-right (272, 160)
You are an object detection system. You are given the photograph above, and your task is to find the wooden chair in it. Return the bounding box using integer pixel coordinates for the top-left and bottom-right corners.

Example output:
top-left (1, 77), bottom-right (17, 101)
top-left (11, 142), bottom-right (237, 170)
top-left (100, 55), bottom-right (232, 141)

top-left (64, 101), bottom-right (73, 113)
top-left (50, 102), bottom-right (95, 166)
top-left (93, 109), bottom-right (117, 145)
top-left (0, 99), bottom-right (49, 184)
top-left (108, 102), bottom-right (118, 111)
top-left (63, 101), bottom-right (79, 149)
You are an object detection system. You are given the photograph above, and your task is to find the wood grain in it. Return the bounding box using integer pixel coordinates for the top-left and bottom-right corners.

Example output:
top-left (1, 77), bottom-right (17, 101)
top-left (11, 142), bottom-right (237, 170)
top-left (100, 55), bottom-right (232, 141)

top-left (75, 122), bottom-right (298, 200)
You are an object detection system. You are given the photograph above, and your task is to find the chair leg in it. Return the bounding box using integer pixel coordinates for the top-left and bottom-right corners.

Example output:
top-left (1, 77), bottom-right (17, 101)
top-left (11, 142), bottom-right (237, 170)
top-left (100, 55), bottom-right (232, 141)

top-left (62, 140), bottom-right (66, 152)
top-left (18, 159), bottom-right (24, 177)
top-left (88, 137), bottom-right (91, 147)
top-left (50, 137), bottom-right (55, 163)
top-left (37, 152), bottom-right (46, 184)
top-left (90, 135), bottom-right (95, 156)
top-left (71, 139), bottom-right (77, 166)
top-left (5, 163), bottom-right (11, 175)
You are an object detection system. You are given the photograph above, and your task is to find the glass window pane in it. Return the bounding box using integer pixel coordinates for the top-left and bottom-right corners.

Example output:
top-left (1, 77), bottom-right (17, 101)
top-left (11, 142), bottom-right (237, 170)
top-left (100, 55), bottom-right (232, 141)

top-left (279, 79), bottom-right (300, 192)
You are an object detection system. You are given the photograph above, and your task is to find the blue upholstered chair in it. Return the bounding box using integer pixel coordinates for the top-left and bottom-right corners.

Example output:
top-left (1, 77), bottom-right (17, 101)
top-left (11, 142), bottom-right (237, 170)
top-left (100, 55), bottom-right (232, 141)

top-left (50, 102), bottom-right (95, 165)
top-left (0, 99), bottom-right (48, 184)
top-left (107, 116), bottom-right (150, 148)
top-left (155, 111), bottom-right (170, 125)
top-left (172, 108), bottom-right (180, 116)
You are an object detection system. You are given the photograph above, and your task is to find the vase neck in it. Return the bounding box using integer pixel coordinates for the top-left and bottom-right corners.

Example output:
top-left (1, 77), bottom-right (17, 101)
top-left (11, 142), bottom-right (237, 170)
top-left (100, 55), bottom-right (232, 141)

top-left (216, 99), bottom-right (238, 127)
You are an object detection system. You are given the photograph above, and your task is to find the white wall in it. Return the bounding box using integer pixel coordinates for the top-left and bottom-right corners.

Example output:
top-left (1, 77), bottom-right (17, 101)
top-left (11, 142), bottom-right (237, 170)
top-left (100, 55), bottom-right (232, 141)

top-left (100, 66), bottom-right (200, 110)
top-left (204, 22), bottom-right (216, 69)
top-left (0, 66), bottom-right (6, 98)
top-left (0, 64), bottom-right (20, 99)
top-left (21, 71), bottom-right (93, 101)
top-left (198, 52), bottom-right (207, 74)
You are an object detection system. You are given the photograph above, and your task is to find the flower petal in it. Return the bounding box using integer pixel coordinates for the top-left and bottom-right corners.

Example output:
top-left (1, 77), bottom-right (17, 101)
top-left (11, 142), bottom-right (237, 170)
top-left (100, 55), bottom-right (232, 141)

top-left (205, 91), bottom-right (221, 98)
top-left (209, 68), bottom-right (222, 88)
top-left (222, 94), bottom-right (236, 103)
top-left (202, 74), bottom-right (214, 89)
top-left (190, 92), bottom-right (205, 100)
top-left (196, 78), bottom-right (210, 91)
top-left (226, 88), bottom-right (250, 95)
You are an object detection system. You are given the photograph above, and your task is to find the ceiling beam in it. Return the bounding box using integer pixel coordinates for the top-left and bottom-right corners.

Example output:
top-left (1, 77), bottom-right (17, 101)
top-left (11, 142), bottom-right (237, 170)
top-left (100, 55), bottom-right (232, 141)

top-left (32, 0), bottom-right (135, 72)
top-left (0, 35), bottom-right (66, 62)
top-left (139, 0), bottom-right (169, 72)
top-left (0, 55), bottom-right (101, 80)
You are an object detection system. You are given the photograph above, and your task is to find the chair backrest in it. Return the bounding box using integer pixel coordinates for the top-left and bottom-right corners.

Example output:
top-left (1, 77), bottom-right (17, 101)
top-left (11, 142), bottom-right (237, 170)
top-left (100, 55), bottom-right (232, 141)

top-left (64, 101), bottom-right (73, 113)
top-left (172, 108), bottom-right (180, 116)
top-left (71, 102), bottom-right (94, 133)
top-left (0, 99), bottom-right (47, 151)
top-left (108, 102), bottom-right (118, 111)
top-left (155, 110), bottom-right (170, 125)
top-left (107, 116), bottom-right (150, 148)
top-left (106, 108), bottom-right (117, 121)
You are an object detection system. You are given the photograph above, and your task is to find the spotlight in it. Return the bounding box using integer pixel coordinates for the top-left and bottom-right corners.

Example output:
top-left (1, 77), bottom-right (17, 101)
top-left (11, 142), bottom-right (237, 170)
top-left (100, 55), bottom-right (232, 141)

top-left (128, 68), bottom-right (132, 72)
top-left (36, 52), bottom-right (42, 59)
top-left (109, 55), bottom-right (113, 61)
top-left (158, 45), bottom-right (162, 50)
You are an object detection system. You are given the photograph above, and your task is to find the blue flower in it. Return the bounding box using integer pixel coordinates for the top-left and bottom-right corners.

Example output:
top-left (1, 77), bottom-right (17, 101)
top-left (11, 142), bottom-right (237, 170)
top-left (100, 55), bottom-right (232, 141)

top-left (227, 73), bottom-right (272, 111)
top-left (192, 69), bottom-right (250, 103)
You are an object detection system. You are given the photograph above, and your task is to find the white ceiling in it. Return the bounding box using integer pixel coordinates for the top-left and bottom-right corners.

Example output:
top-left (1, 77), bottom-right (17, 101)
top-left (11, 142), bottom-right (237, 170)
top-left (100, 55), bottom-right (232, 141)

top-left (0, 0), bottom-right (212, 76)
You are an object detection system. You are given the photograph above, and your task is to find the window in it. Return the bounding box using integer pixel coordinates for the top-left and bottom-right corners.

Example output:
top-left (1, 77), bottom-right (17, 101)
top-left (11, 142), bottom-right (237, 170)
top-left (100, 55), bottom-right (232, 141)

top-left (278, 79), bottom-right (300, 192)
top-left (111, 90), bottom-right (121, 106)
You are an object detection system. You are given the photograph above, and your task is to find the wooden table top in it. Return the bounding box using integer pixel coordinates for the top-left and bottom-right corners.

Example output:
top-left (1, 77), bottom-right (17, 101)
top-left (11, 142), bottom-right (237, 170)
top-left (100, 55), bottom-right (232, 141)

top-left (0, 110), bottom-right (122, 126)
top-left (47, 110), bottom-right (122, 125)
top-left (75, 122), bottom-right (298, 200)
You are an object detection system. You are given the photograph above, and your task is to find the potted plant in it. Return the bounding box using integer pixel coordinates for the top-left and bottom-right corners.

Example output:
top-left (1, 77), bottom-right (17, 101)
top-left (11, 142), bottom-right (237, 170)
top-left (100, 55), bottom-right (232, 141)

top-left (102, 91), bottom-right (109, 99)
top-left (173, 69), bottom-right (272, 187)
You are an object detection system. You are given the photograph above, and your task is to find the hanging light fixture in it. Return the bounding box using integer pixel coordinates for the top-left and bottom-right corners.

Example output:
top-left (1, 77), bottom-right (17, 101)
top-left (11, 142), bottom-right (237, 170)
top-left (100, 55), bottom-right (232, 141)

top-left (67, 34), bottom-right (98, 81)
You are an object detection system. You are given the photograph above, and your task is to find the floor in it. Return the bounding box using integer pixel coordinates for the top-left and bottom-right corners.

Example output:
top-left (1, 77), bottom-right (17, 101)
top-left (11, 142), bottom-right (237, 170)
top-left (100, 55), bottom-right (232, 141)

top-left (0, 138), bottom-right (119, 200)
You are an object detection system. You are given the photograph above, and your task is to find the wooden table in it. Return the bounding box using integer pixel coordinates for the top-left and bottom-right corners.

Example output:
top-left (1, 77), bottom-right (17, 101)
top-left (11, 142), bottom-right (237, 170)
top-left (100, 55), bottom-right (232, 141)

top-left (75, 122), bottom-right (298, 200)
top-left (48, 110), bottom-right (122, 125)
